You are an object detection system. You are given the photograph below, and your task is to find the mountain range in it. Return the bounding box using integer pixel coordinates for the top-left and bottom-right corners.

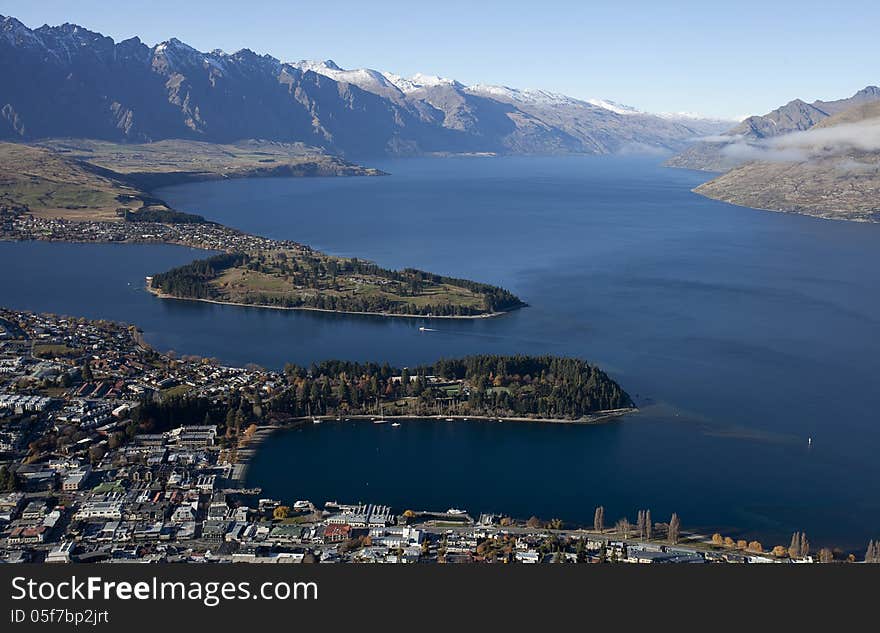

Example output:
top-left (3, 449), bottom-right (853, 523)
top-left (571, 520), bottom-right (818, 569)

top-left (666, 86), bottom-right (880, 172)
top-left (666, 88), bottom-right (880, 222)
top-left (0, 15), bottom-right (732, 158)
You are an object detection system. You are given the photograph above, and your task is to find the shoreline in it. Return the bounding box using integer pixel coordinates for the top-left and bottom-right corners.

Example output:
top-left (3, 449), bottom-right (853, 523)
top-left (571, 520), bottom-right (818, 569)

top-left (690, 187), bottom-right (879, 224)
top-left (265, 407), bottom-right (638, 429)
top-left (144, 280), bottom-right (516, 321)
top-left (234, 408), bottom-right (637, 482)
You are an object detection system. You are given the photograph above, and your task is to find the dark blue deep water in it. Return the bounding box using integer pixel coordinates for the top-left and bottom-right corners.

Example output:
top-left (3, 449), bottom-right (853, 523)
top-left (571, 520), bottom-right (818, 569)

top-left (2, 156), bottom-right (879, 549)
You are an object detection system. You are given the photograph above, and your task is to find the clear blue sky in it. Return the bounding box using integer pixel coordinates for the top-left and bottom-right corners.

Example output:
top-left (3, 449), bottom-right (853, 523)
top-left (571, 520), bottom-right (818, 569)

top-left (2, 0), bottom-right (877, 119)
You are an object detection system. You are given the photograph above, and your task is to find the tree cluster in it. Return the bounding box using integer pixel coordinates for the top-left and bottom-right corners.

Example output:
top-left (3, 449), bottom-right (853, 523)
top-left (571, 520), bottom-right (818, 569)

top-left (788, 532), bottom-right (810, 559)
top-left (0, 465), bottom-right (18, 492)
top-left (271, 355), bottom-right (631, 420)
top-left (151, 253), bottom-right (248, 299)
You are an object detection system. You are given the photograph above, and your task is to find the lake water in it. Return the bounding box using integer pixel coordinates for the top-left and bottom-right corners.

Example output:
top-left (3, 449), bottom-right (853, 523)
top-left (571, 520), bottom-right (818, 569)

top-left (2, 155), bottom-right (879, 549)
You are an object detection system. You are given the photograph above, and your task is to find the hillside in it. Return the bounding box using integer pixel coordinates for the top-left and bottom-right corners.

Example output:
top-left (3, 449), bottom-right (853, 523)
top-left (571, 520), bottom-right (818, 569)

top-left (0, 142), bottom-right (170, 221)
top-left (691, 101), bottom-right (880, 222)
top-left (0, 139), bottom-right (379, 222)
top-left (666, 86), bottom-right (880, 172)
top-left (0, 15), bottom-right (730, 157)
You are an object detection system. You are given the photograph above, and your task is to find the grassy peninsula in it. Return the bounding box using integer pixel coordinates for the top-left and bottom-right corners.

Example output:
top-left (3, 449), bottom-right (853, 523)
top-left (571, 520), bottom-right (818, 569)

top-left (149, 250), bottom-right (525, 317)
top-left (0, 139), bottom-right (381, 223)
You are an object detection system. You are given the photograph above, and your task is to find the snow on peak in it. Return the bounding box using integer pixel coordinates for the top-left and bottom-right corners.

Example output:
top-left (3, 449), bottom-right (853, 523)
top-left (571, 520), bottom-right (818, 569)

top-left (155, 37), bottom-right (197, 55)
top-left (467, 84), bottom-right (581, 106)
top-left (585, 98), bottom-right (643, 116)
top-left (291, 59), bottom-right (402, 95)
top-left (293, 59), bottom-right (340, 74)
top-left (383, 71), bottom-right (462, 93)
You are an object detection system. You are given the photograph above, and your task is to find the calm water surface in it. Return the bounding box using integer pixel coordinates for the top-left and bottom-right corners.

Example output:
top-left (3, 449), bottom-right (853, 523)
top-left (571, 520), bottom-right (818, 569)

top-left (2, 156), bottom-right (878, 548)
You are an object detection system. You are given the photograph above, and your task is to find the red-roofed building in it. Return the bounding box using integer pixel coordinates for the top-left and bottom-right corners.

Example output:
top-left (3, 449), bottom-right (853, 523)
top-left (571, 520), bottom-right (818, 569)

top-left (7, 525), bottom-right (48, 544)
top-left (323, 524), bottom-right (352, 543)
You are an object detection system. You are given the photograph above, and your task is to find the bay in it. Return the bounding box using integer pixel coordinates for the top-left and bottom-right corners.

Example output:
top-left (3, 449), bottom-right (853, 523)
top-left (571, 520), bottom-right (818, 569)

top-left (3, 155), bottom-right (879, 548)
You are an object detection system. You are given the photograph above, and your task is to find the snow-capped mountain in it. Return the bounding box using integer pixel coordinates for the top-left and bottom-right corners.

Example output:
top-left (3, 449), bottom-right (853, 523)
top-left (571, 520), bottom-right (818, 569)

top-left (291, 60), bottom-right (405, 101)
top-left (383, 71), bottom-right (463, 93)
top-left (467, 84), bottom-right (586, 107)
top-left (0, 15), bottom-right (732, 156)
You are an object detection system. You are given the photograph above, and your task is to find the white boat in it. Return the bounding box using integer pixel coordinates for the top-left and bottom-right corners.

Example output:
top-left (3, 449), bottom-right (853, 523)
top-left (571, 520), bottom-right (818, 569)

top-left (445, 418), bottom-right (454, 422)
top-left (373, 404), bottom-right (389, 424)
top-left (312, 417), bottom-right (321, 424)
top-left (391, 422), bottom-right (401, 427)
top-left (446, 508), bottom-right (466, 515)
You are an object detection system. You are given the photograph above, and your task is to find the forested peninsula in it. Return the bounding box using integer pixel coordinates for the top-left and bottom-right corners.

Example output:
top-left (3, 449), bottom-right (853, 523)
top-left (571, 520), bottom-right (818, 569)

top-left (135, 355), bottom-right (634, 432)
top-left (269, 355), bottom-right (634, 421)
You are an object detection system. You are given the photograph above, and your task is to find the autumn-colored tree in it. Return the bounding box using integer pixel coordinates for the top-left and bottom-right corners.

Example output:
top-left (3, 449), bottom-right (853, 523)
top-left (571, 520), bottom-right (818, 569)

top-left (616, 518), bottom-right (632, 539)
top-left (88, 445), bottom-right (106, 465)
top-left (788, 532), bottom-right (810, 558)
top-left (747, 541), bottom-right (763, 553)
top-left (736, 539), bottom-right (748, 550)
top-left (723, 536), bottom-right (735, 548)
top-left (788, 533), bottom-right (799, 558)
top-left (273, 505), bottom-right (290, 520)
top-left (771, 545), bottom-right (788, 558)
top-left (819, 548), bottom-right (834, 563)
top-left (593, 506), bottom-right (604, 533)
top-left (645, 510), bottom-right (652, 540)
top-left (711, 533), bottom-right (724, 547)
top-left (865, 540), bottom-right (879, 563)
top-left (668, 513), bottom-right (681, 545)
top-left (526, 516), bottom-right (543, 529)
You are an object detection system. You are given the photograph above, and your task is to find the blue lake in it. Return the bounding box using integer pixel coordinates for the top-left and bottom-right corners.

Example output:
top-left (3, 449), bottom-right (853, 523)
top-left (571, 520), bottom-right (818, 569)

top-left (2, 155), bottom-right (879, 549)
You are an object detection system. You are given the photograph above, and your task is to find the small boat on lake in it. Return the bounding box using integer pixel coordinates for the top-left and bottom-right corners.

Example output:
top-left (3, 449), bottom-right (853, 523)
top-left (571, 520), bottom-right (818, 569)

top-left (374, 405), bottom-right (389, 424)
